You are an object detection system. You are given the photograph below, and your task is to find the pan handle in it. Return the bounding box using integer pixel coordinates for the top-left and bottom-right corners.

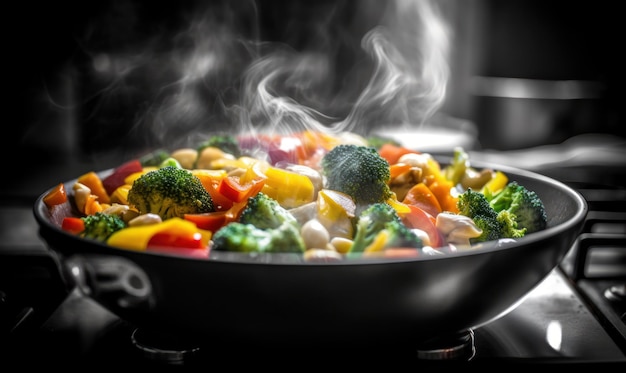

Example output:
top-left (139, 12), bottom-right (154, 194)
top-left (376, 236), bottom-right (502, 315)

top-left (64, 254), bottom-right (155, 315)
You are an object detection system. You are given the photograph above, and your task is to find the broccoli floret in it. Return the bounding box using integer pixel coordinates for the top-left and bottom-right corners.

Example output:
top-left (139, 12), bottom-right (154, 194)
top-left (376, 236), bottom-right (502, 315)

top-left (320, 144), bottom-right (392, 212)
top-left (197, 134), bottom-right (242, 158)
top-left (127, 166), bottom-right (214, 220)
top-left (239, 192), bottom-right (299, 229)
top-left (383, 220), bottom-right (423, 249)
top-left (366, 135), bottom-right (401, 149)
top-left (349, 202), bottom-right (422, 253)
top-left (211, 192), bottom-right (306, 254)
top-left (457, 188), bottom-right (495, 221)
top-left (486, 181), bottom-right (548, 234)
top-left (81, 212), bottom-right (126, 242)
top-left (140, 149), bottom-right (171, 167)
top-left (456, 188), bottom-right (505, 243)
top-left (211, 222), bottom-right (306, 253)
top-left (497, 210), bottom-right (526, 239)
top-left (159, 157), bottom-right (182, 168)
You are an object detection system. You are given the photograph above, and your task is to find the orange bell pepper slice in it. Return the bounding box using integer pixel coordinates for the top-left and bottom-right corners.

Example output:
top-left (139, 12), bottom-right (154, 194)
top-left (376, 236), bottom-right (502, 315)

top-left (402, 182), bottom-right (442, 217)
top-left (218, 174), bottom-right (266, 203)
top-left (378, 143), bottom-right (416, 165)
top-left (77, 171), bottom-right (111, 204)
top-left (83, 194), bottom-right (104, 215)
top-left (43, 183), bottom-right (68, 208)
top-left (428, 179), bottom-right (459, 214)
top-left (193, 170), bottom-right (231, 210)
top-left (389, 163), bottom-right (412, 179)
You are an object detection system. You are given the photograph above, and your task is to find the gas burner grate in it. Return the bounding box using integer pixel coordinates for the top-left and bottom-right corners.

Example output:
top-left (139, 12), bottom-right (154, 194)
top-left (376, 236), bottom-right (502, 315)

top-left (559, 181), bottom-right (626, 355)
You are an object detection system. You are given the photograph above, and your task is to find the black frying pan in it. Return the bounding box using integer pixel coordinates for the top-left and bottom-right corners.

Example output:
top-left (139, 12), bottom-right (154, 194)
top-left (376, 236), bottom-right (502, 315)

top-left (33, 160), bottom-right (586, 350)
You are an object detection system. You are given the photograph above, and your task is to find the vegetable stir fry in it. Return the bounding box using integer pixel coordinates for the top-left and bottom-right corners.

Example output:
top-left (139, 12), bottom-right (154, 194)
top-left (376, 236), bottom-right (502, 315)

top-left (42, 131), bottom-right (547, 261)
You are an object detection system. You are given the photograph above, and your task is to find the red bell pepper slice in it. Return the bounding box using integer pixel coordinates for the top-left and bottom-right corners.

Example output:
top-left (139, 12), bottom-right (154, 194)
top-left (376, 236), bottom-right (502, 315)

top-left (61, 217), bottom-right (85, 235)
top-left (184, 200), bottom-right (248, 232)
top-left (147, 232), bottom-right (205, 249)
top-left (184, 211), bottom-right (229, 232)
top-left (102, 159), bottom-right (143, 195)
top-left (217, 172), bottom-right (265, 203)
top-left (401, 205), bottom-right (445, 248)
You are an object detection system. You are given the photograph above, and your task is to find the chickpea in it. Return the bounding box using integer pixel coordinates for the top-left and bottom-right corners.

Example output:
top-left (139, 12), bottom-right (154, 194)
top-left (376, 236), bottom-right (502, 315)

top-left (171, 148), bottom-right (198, 170)
top-left (329, 237), bottom-right (353, 254)
top-left (300, 219), bottom-right (330, 250)
top-left (120, 209), bottom-right (141, 224)
top-left (397, 153), bottom-right (432, 170)
top-left (461, 168), bottom-right (494, 190)
top-left (196, 147), bottom-right (229, 169)
top-left (102, 203), bottom-right (129, 216)
top-left (128, 213), bottom-right (163, 227)
top-left (303, 248), bottom-right (343, 262)
top-left (288, 202), bottom-right (317, 226)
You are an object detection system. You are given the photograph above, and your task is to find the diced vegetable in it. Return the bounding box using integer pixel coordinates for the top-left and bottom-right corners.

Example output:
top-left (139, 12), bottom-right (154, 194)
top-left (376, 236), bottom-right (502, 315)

top-left (402, 182), bottom-right (442, 217)
top-left (378, 143), bottom-right (417, 165)
top-left (43, 183), bottom-right (67, 208)
top-left (61, 217), bottom-right (85, 234)
top-left (106, 218), bottom-right (211, 251)
top-left (102, 159), bottom-right (143, 195)
top-left (400, 205), bottom-right (445, 248)
top-left (77, 171), bottom-right (110, 204)
top-left (42, 131), bottom-right (547, 259)
top-left (261, 166), bottom-right (315, 208)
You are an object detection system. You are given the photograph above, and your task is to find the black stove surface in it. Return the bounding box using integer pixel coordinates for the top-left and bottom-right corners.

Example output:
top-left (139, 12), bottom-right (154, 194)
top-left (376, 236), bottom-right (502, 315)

top-left (2, 265), bottom-right (624, 367)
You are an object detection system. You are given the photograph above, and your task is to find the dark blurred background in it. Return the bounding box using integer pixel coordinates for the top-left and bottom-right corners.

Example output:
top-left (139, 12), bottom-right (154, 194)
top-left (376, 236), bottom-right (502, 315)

top-left (5, 0), bottom-right (625, 201)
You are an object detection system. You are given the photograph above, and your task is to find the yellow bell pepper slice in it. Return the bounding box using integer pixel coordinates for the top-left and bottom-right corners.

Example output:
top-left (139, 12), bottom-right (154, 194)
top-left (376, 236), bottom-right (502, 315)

top-left (110, 184), bottom-right (131, 205)
top-left (363, 229), bottom-right (390, 254)
top-left (316, 189), bottom-right (355, 239)
top-left (481, 170), bottom-right (508, 195)
top-left (124, 167), bottom-right (157, 186)
top-left (261, 166), bottom-right (315, 208)
top-left (107, 217), bottom-right (211, 251)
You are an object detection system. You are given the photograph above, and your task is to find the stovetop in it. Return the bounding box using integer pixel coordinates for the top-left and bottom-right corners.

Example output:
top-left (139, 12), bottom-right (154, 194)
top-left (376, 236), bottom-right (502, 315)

top-left (1, 139), bottom-right (625, 367)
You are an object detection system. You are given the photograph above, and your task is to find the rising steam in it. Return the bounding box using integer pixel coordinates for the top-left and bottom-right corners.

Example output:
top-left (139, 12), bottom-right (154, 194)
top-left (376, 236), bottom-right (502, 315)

top-left (77, 0), bottom-right (451, 150)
